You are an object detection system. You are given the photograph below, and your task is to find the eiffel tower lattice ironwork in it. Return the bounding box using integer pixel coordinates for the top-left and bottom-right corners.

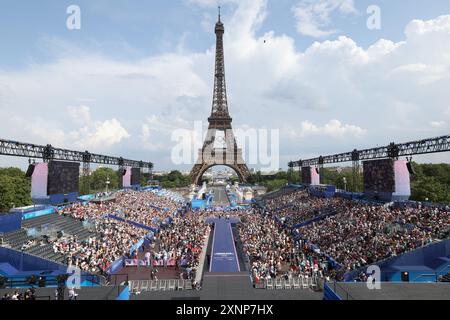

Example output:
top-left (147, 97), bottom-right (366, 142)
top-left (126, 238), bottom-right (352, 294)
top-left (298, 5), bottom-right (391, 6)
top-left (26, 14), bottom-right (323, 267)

top-left (190, 9), bottom-right (250, 185)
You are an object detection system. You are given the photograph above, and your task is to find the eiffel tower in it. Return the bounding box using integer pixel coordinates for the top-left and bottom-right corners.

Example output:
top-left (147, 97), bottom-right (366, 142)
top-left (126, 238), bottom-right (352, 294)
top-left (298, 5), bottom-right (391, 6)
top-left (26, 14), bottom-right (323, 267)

top-left (190, 8), bottom-right (250, 185)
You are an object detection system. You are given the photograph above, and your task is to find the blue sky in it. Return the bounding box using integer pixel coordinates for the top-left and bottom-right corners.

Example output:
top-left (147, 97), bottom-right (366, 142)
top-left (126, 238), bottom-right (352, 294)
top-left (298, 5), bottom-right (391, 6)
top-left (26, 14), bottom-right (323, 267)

top-left (3, 0), bottom-right (450, 68)
top-left (0, 0), bottom-right (450, 171)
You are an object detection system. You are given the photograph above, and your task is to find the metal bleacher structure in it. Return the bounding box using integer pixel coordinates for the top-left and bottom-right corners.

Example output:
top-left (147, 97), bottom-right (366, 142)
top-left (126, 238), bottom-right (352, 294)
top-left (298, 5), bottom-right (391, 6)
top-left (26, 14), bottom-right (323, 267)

top-left (1, 213), bottom-right (94, 265)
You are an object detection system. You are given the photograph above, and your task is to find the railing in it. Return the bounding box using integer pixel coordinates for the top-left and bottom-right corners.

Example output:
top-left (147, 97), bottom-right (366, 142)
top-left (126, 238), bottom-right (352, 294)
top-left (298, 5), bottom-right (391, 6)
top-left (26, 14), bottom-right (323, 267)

top-left (107, 274), bottom-right (129, 286)
top-left (331, 281), bottom-right (356, 300)
top-left (412, 273), bottom-right (439, 282)
top-left (128, 279), bottom-right (193, 293)
top-left (195, 227), bottom-right (211, 285)
top-left (289, 207), bottom-right (338, 230)
top-left (437, 264), bottom-right (450, 281)
top-left (80, 273), bottom-right (107, 287)
top-left (254, 276), bottom-right (321, 291)
top-left (0, 277), bottom-right (59, 289)
top-left (0, 273), bottom-right (106, 289)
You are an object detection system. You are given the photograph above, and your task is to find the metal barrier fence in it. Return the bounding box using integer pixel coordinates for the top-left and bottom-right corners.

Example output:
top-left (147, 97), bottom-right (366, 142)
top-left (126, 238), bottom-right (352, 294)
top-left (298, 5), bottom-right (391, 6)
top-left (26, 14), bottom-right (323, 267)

top-left (106, 274), bottom-right (129, 286)
top-left (129, 279), bottom-right (193, 293)
top-left (254, 276), bottom-right (321, 291)
top-left (329, 282), bottom-right (355, 300)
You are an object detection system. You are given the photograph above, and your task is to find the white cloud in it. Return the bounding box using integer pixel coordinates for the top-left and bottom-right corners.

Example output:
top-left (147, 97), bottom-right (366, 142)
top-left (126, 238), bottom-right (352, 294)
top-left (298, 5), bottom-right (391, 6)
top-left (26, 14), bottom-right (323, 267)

top-left (67, 105), bottom-right (92, 125)
top-left (10, 116), bottom-right (67, 147)
top-left (430, 121), bottom-right (446, 129)
top-left (186, 0), bottom-right (221, 7)
top-left (7, 105), bottom-right (130, 152)
top-left (405, 15), bottom-right (450, 38)
top-left (292, 0), bottom-right (357, 38)
top-left (139, 115), bottom-right (196, 151)
top-left (67, 109), bottom-right (131, 150)
top-left (296, 120), bottom-right (366, 138)
top-left (82, 118), bottom-right (130, 149)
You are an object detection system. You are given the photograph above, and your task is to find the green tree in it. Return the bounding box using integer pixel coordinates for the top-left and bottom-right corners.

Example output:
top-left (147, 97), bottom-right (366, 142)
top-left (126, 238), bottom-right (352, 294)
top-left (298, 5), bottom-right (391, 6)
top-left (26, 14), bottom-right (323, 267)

top-left (0, 168), bottom-right (32, 212)
top-left (262, 179), bottom-right (288, 192)
top-left (411, 176), bottom-right (449, 203)
top-left (82, 167), bottom-right (119, 194)
top-left (407, 162), bottom-right (450, 203)
top-left (154, 171), bottom-right (191, 189)
top-left (287, 168), bottom-right (301, 184)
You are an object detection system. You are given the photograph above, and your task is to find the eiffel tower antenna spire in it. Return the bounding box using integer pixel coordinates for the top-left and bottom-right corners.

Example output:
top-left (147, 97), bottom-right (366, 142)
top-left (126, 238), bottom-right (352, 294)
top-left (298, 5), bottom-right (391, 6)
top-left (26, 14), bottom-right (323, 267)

top-left (211, 4), bottom-right (228, 119)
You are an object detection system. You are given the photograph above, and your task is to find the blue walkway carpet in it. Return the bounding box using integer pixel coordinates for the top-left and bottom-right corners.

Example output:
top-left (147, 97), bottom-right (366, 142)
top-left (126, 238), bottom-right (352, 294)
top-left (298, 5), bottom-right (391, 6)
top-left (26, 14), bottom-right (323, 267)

top-left (209, 218), bottom-right (240, 273)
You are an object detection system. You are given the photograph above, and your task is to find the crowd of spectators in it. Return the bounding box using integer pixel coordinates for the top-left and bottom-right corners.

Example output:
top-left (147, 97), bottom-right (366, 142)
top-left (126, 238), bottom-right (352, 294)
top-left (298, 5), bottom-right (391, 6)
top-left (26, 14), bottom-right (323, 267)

top-left (237, 209), bottom-right (336, 283)
top-left (58, 190), bottom-right (184, 228)
top-left (297, 201), bottom-right (450, 273)
top-left (147, 212), bottom-right (210, 279)
top-left (10, 183), bottom-right (450, 287)
top-left (264, 190), bottom-right (344, 227)
top-left (51, 190), bottom-right (186, 274)
top-left (238, 188), bottom-right (450, 282)
top-left (112, 190), bottom-right (184, 228)
top-left (1, 289), bottom-right (36, 300)
top-left (52, 220), bottom-right (149, 273)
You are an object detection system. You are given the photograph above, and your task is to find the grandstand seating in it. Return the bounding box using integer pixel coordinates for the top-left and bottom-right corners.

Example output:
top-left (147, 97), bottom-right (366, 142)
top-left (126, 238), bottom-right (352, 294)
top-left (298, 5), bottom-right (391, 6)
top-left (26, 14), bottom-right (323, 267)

top-left (22, 214), bottom-right (92, 240)
top-left (261, 187), bottom-right (298, 201)
top-left (26, 244), bottom-right (65, 264)
top-left (1, 214), bottom-right (94, 265)
top-left (1, 229), bottom-right (34, 251)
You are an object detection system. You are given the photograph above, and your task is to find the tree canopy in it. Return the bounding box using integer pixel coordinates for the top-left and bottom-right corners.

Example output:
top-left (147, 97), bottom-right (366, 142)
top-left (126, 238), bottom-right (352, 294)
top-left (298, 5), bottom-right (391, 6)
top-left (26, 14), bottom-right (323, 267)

top-left (0, 168), bottom-right (32, 212)
top-left (153, 171), bottom-right (191, 189)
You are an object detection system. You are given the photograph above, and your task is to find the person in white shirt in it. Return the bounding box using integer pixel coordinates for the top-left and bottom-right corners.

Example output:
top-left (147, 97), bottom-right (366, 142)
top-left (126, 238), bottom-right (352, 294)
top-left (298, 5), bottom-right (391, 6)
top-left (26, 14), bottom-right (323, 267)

top-left (145, 251), bottom-right (151, 267)
top-left (68, 288), bottom-right (78, 300)
top-left (11, 291), bottom-right (19, 300)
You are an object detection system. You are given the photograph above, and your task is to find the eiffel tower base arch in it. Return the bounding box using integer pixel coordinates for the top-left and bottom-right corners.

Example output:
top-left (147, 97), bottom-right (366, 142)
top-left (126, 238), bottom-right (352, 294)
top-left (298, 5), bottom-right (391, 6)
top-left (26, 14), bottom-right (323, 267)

top-left (190, 163), bottom-right (250, 185)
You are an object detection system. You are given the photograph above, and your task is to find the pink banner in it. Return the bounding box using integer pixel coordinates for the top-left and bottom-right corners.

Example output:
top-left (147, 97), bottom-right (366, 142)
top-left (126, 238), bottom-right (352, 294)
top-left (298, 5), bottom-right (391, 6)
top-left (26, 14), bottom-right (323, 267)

top-left (31, 163), bottom-right (48, 198)
top-left (152, 258), bottom-right (177, 267)
top-left (393, 160), bottom-right (411, 197)
top-left (125, 259), bottom-right (147, 267)
top-left (311, 166), bottom-right (320, 186)
top-left (123, 167), bottom-right (131, 188)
